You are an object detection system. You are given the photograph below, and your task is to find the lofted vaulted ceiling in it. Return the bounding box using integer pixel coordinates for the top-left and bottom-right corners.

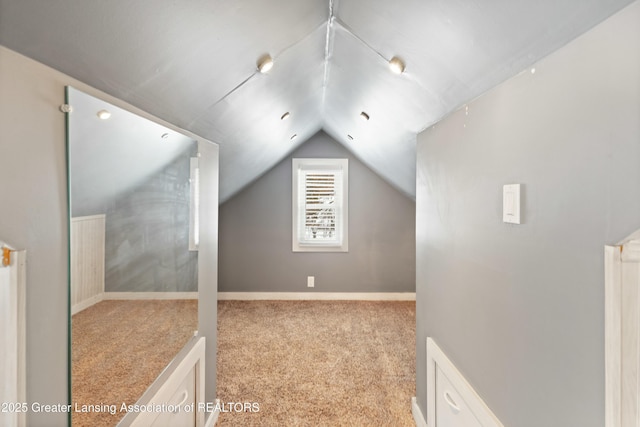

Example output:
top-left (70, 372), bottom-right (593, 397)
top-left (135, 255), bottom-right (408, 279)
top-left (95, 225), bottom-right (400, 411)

top-left (0, 0), bottom-right (634, 202)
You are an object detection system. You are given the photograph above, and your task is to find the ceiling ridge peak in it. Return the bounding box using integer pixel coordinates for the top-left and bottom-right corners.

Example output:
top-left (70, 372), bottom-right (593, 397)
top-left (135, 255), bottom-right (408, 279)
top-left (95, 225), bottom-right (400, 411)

top-left (321, 0), bottom-right (336, 116)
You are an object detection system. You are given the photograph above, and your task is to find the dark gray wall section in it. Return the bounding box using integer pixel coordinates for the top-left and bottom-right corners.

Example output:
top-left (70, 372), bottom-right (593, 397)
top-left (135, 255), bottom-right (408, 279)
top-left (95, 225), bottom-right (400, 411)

top-left (219, 131), bottom-right (415, 293)
top-left (101, 147), bottom-right (197, 292)
top-left (415, 3), bottom-right (640, 426)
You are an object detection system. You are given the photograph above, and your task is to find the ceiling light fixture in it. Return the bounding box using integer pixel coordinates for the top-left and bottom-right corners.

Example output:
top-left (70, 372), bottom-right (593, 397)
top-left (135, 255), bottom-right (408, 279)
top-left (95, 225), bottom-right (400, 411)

top-left (281, 112), bottom-right (290, 120)
top-left (389, 56), bottom-right (405, 74)
top-left (96, 109), bottom-right (111, 120)
top-left (360, 111), bottom-right (370, 121)
top-left (257, 54), bottom-right (274, 73)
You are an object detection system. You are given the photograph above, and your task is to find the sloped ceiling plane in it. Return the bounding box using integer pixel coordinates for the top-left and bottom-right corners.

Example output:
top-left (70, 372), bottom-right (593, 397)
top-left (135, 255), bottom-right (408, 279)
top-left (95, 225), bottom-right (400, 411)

top-left (0, 0), bottom-right (634, 201)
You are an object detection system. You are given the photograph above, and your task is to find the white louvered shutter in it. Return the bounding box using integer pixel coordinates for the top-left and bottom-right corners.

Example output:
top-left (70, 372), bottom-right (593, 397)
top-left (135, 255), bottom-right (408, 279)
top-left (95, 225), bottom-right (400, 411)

top-left (292, 159), bottom-right (348, 252)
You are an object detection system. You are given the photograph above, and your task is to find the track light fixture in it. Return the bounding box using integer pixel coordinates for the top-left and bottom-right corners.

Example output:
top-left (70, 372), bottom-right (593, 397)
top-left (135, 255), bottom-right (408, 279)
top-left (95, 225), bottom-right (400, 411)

top-left (389, 56), bottom-right (405, 74)
top-left (96, 109), bottom-right (111, 120)
top-left (257, 54), bottom-right (274, 73)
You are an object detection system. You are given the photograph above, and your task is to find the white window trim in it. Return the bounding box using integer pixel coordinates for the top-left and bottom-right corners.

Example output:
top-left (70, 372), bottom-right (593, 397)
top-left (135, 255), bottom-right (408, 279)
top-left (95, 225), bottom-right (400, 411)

top-left (292, 158), bottom-right (348, 252)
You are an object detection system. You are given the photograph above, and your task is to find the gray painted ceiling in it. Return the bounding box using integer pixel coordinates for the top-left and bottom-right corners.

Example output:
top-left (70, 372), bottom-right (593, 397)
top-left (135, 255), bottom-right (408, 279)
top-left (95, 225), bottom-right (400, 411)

top-left (0, 0), bottom-right (634, 202)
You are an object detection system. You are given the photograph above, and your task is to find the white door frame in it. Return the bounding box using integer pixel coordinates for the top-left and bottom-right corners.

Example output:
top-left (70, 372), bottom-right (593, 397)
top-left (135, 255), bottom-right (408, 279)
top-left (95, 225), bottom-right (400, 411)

top-left (605, 239), bottom-right (640, 427)
top-left (0, 242), bottom-right (27, 427)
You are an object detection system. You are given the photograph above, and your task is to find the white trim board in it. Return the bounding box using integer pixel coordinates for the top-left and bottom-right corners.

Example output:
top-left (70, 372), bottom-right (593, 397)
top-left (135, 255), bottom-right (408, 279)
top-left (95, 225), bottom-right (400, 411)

top-left (412, 396), bottom-right (428, 427)
top-left (426, 337), bottom-right (503, 427)
top-left (0, 245), bottom-right (26, 427)
top-left (72, 214), bottom-right (107, 222)
top-left (204, 399), bottom-right (220, 427)
top-left (104, 292), bottom-right (198, 300)
top-left (218, 292), bottom-right (415, 301)
top-left (621, 240), bottom-right (640, 262)
top-left (71, 293), bottom-right (104, 315)
top-left (605, 245), bottom-right (622, 427)
top-left (72, 292), bottom-right (198, 314)
top-left (118, 336), bottom-right (206, 426)
top-left (605, 241), bottom-right (640, 427)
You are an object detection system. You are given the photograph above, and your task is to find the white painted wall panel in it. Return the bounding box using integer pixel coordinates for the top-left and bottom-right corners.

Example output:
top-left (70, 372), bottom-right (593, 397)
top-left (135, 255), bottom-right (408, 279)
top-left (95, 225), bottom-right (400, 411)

top-left (70, 215), bottom-right (105, 313)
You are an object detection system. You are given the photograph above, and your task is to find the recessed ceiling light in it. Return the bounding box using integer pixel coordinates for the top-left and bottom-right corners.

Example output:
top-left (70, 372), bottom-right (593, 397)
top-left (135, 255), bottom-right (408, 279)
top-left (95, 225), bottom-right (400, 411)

top-left (290, 134), bottom-right (297, 140)
top-left (281, 112), bottom-right (290, 120)
top-left (360, 111), bottom-right (370, 121)
top-left (389, 56), bottom-right (405, 74)
top-left (347, 134), bottom-right (354, 140)
top-left (96, 109), bottom-right (111, 120)
top-left (257, 54), bottom-right (274, 73)
top-left (531, 67), bottom-right (536, 74)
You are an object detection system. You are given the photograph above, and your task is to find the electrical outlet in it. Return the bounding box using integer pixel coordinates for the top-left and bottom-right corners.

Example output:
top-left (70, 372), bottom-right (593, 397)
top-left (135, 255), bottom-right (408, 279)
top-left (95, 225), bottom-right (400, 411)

top-left (307, 276), bottom-right (315, 288)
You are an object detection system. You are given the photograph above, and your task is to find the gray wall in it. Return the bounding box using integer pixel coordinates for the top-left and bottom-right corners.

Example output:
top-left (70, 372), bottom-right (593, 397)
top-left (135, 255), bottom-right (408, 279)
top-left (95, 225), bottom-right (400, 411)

top-left (0, 46), bottom-right (218, 425)
top-left (0, 45), bottom-right (71, 426)
top-left (100, 147), bottom-right (198, 293)
top-left (415, 2), bottom-right (640, 426)
top-left (219, 131), bottom-right (415, 293)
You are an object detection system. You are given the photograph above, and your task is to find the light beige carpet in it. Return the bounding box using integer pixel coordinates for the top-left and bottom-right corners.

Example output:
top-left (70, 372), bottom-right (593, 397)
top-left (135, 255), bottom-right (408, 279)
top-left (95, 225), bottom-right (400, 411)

top-left (216, 300), bottom-right (416, 426)
top-left (71, 299), bottom-right (198, 427)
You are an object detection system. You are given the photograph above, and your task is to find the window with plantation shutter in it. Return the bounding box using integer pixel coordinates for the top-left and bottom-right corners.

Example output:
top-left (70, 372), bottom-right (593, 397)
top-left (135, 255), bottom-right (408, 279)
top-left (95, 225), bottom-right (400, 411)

top-left (292, 158), bottom-right (348, 252)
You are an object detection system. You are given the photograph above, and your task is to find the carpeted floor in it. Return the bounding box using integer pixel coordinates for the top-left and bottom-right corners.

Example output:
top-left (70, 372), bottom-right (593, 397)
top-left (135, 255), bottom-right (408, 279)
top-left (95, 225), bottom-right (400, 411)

top-left (71, 299), bottom-right (198, 427)
top-left (216, 300), bottom-right (416, 426)
top-left (71, 299), bottom-right (416, 426)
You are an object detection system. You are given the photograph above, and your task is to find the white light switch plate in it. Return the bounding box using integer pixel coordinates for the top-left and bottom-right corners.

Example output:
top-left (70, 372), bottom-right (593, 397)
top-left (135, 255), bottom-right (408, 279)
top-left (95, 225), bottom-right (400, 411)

top-left (503, 184), bottom-right (521, 224)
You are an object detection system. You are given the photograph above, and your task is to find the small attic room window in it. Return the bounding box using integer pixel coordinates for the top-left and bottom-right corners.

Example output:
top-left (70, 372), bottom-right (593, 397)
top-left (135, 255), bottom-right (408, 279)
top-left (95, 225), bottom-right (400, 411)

top-left (292, 158), bottom-right (348, 252)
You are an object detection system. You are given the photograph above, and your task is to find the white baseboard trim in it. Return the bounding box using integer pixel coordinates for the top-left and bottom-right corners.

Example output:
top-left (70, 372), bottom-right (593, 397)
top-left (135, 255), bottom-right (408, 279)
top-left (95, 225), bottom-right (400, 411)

top-left (412, 397), bottom-right (427, 427)
top-left (218, 292), bottom-right (416, 301)
top-left (71, 293), bottom-right (104, 315)
top-left (104, 292), bottom-right (198, 300)
top-left (204, 399), bottom-right (220, 427)
top-left (73, 292), bottom-right (198, 314)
